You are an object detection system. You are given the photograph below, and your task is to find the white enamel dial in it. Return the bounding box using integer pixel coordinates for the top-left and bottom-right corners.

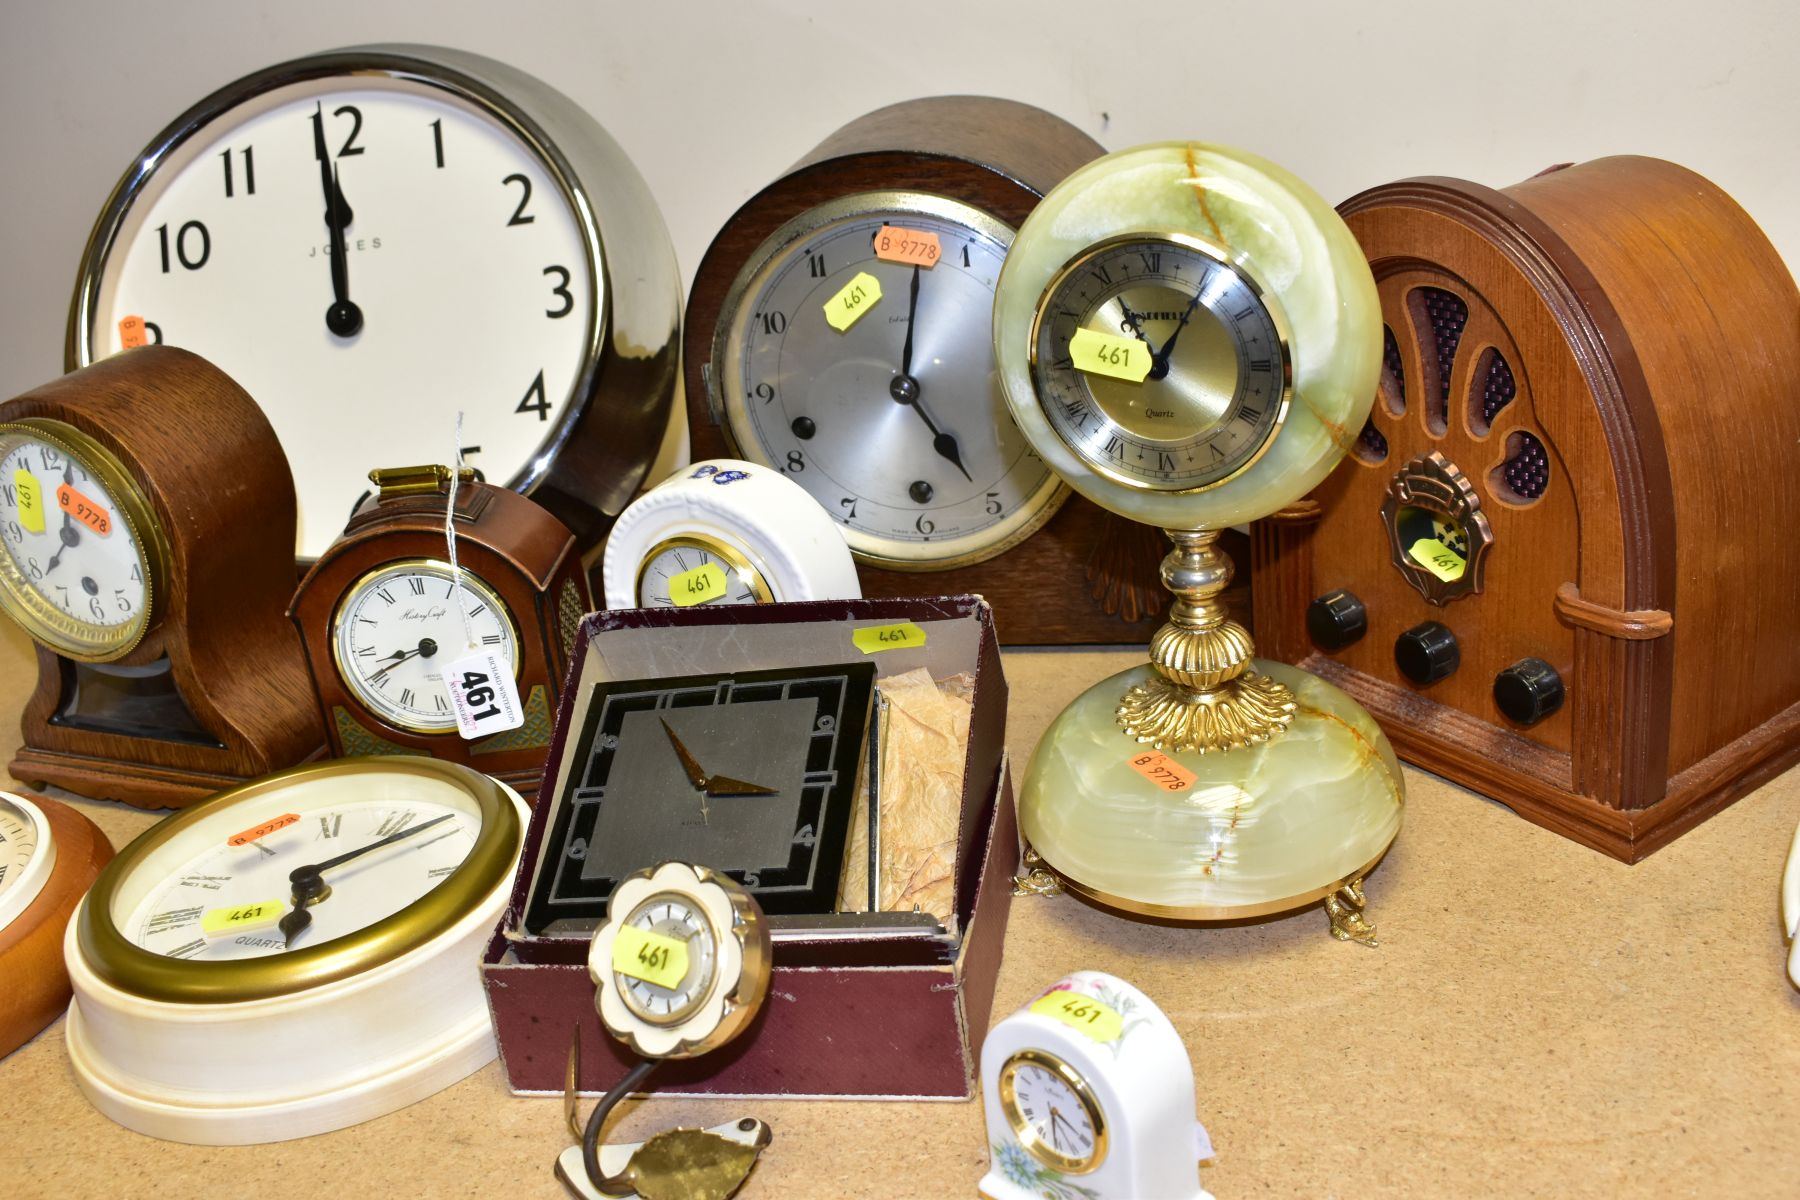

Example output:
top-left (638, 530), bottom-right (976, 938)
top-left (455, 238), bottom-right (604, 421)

top-left (718, 193), bottom-right (1063, 569)
top-left (79, 72), bottom-right (596, 558)
top-left (0, 428), bottom-right (153, 658)
top-left (1001, 1052), bottom-right (1104, 1172)
top-left (0, 792), bottom-right (55, 933)
top-left (614, 891), bottom-right (720, 1026)
top-left (123, 795), bottom-right (479, 962)
top-left (331, 559), bottom-right (519, 734)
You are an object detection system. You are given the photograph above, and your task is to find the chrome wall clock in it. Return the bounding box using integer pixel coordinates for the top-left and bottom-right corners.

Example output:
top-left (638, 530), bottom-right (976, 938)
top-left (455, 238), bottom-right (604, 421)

top-left (63, 756), bottom-right (526, 1144)
top-left (67, 44), bottom-right (681, 560)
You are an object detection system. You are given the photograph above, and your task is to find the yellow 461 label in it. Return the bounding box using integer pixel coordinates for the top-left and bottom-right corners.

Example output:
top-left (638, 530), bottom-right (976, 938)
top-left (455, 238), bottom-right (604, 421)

top-left (824, 271), bottom-right (882, 332)
top-left (13, 470), bottom-right (43, 534)
top-left (1408, 537), bottom-right (1466, 582)
top-left (1029, 990), bottom-right (1124, 1043)
top-left (669, 562), bottom-right (727, 608)
top-left (612, 924), bottom-right (690, 990)
top-left (851, 621), bottom-right (927, 654)
top-left (1070, 327), bottom-right (1153, 383)
top-left (202, 899), bottom-right (286, 938)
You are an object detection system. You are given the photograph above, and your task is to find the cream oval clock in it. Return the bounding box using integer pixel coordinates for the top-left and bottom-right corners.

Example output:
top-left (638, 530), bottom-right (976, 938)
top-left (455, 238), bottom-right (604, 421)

top-left (63, 757), bottom-right (526, 1144)
top-left (67, 44), bottom-right (681, 559)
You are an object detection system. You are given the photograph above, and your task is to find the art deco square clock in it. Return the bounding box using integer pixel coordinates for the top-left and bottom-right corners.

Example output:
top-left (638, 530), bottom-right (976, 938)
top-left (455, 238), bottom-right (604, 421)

top-left (289, 465), bottom-right (591, 798)
top-left (525, 663), bottom-right (875, 934)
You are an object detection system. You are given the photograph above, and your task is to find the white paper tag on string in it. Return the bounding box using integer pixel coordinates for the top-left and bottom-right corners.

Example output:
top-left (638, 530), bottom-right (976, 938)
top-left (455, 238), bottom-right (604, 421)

top-left (446, 649), bottom-right (524, 739)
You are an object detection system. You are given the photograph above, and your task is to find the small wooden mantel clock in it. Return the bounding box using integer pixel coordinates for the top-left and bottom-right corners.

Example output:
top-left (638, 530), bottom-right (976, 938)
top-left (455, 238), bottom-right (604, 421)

top-left (683, 96), bottom-right (1250, 643)
top-left (0, 346), bottom-right (324, 807)
top-left (289, 464), bottom-right (591, 798)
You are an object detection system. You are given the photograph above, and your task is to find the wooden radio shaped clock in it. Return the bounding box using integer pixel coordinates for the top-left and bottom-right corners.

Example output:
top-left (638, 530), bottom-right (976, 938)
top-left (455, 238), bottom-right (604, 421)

top-left (1253, 156), bottom-right (1800, 861)
top-left (290, 465), bottom-right (590, 798)
top-left (0, 347), bottom-right (324, 807)
top-left (684, 96), bottom-right (1244, 643)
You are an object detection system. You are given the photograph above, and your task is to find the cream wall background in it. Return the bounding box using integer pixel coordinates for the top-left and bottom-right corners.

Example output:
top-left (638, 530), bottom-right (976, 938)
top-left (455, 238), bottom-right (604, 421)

top-left (0, 0), bottom-right (1793, 400)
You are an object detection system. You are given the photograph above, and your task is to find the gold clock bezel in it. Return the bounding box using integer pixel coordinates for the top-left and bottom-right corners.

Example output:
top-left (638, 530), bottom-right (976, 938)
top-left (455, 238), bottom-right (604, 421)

top-left (75, 756), bottom-right (522, 1003)
top-left (613, 888), bottom-right (723, 1028)
top-left (635, 534), bottom-right (775, 606)
top-left (0, 419), bottom-right (166, 662)
top-left (1028, 230), bottom-right (1296, 496)
top-left (328, 556), bottom-right (523, 736)
top-left (712, 188), bottom-right (1069, 572)
top-left (999, 1047), bottom-right (1110, 1175)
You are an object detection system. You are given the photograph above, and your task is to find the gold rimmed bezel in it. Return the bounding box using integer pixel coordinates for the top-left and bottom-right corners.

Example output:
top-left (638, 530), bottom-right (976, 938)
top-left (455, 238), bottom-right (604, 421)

top-left (1027, 230), bottom-right (1295, 496)
top-left (75, 756), bottom-right (522, 1003)
top-left (0, 419), bottom-right (166, 662)
top-left (329, 556), bottom-right (522, 735)
top-left (635, 534), bottom-right (775, 606)
top-left (999, 1047), bottom-right (1109, 1174)
top-left (614, 889), bottom-right (722, 1028)
top-left (713, 188), bottom-right (1069, 572)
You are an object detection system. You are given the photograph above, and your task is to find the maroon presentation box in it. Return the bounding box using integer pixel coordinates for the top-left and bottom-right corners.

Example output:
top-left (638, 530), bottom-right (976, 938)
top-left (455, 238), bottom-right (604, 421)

top-left (481, 595), bottom-right (1016, 1099)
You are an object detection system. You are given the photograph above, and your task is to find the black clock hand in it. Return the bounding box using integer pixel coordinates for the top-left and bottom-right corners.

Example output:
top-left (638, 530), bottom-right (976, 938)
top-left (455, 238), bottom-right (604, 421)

top-left (888, 265), bottom-right (974, 484)
top-left (1149, 290), bottom-right (1206, 379)
top-left (312, 102), bottom-right (363, 338)
top-left (43, 466), bottom-right (78, 574)
top-left (277, 813), bottom-right (457, 948)
top-left (366, 637), bottom-right (438, 685)
top-left (1114, 296), bottom-right (1157, 350)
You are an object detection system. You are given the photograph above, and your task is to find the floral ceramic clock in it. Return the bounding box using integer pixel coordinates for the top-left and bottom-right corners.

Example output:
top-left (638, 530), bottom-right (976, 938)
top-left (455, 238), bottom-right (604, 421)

top-left (979, 971), bottom-right (1213, 1200)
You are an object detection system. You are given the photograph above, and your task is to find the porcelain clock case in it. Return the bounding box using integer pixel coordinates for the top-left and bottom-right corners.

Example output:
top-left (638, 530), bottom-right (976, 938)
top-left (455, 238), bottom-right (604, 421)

top-left (63, 757), bottom-right (527, 1144)
top-left (0, 791), bottom-right (114, 1058)
top-left (66, 44), bottom-right (681, 562)
top-left (682, 96), bottom-right (1211, 644)
top-left (0, 348), bottom-right (324, 808)
top-left (290, 469), bottom-right (591, 798)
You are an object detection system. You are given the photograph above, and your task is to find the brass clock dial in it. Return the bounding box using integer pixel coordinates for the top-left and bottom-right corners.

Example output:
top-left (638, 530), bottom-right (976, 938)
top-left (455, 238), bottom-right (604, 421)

top-left (1031, 234), bottom-right (1291, 494)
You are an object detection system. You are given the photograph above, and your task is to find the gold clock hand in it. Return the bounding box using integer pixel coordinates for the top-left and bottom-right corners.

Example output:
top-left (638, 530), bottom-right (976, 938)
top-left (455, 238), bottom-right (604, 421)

top-left (701, 774), bottom-right (779, 798)
top-left (659, 719), bottom-right (711, 791)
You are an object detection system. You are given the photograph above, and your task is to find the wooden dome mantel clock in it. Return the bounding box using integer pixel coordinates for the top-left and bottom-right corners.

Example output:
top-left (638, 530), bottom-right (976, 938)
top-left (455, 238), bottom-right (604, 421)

top-left (290, 464), bottom-right (591, 798)
top-left (66, 44), bottom-right (682, 562)
top-left (1252, 156), bottom-right (1800, 862)
top-left (0, 347), bottom-right (325, 808)
top-left (994, 143), bottom-right (1404, 940)
top-left (683, 96), bottom-right (1248, 644)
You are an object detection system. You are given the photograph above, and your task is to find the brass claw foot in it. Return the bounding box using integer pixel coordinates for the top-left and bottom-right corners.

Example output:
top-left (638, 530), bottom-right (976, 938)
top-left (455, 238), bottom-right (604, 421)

top-left (1012, 846), bottom-right (1064, 897)
top-left (1324, 878), bottom-right (1379, 947)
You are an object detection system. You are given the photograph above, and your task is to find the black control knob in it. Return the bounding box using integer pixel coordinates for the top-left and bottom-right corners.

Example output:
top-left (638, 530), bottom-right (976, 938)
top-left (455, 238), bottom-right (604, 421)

top-left (1306, 590), bottom-right (1368, 651)
top-left (1494, 657), bottom-right (1565, 726)
top-left (1395, 621), bottom-right (1459, 684)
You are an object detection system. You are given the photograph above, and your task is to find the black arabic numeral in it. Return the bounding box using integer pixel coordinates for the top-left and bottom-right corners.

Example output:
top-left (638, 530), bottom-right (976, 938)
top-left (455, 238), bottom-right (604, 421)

top-left (156, 221), bottom-right (211, 272)
top-left (915, 514), bottom-right (935, 535)
top-left (503, 173), bottom-right (534, 226)
top-left (752, 382), bottom-right (775, 405)
top-left (784, 449), bottom-right (804, 473)
top-left (333, 105), bottom-right (365, 156)
top-left (143, 321), bottom-right (163, 344)
top-left (807, 251), bottom-right (826, 278)
top-left (429, 118), bottom-right (444, 168)
top-left (755, 311), bottom-right (786, 336)
top-left (219, 146), bottom-right (255, 197)
top-left (516, 370), bottom-right (550, 421)
top-left (985, 492), bottom-right (1003, 516)
top-left (543, 266), bottom-right (573, 318)
top-left (839, 496), bottom-right (857, 520)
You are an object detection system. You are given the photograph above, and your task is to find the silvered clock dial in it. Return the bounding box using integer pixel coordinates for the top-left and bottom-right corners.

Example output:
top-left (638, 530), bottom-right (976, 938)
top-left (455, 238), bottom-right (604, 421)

top-left (718, 193), bottom-right (1062, 569)
top-left (68, 44), bottom-right (680, 560)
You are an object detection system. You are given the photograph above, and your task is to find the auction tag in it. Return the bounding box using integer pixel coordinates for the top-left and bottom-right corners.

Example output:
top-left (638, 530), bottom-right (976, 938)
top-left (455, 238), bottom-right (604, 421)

top-left (201, 899), bottom-right (285, 938)
top-left (612, 924), bottom-right (689, 989)
top-left (57, 483), bottom-right (112, 535)
top-left (118, 315), bottom-right (149, 349)
top-left (1070, 327), bottom-right (1153, 383)
top-left (1030, 990), bottom-right (1124, 1043)
top-left (227, 812), bottom-right (299, 847)
top-left (852, 622), bottom-right (927, 654)
top-left (1128, 750), bottom-right (1196, 793)
top-left (1408, 537), bottom-right (1466, 582)
top-left (13, 470), bottom-right (43, 534)
top-left (446, 649), bottom-right (525, 739)
top-left (669, 561), bottom-right (728, 608)
top-left (823, 270), bottom-right (882, 332)
top-left (873, 225), bottom-right (941, 268)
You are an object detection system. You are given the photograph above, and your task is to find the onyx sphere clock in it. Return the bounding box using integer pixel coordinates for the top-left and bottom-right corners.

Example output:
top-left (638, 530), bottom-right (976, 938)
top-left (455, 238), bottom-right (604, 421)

top-left (684, 96), bottom-right (1204, 644)
top-left (290, 464), bottom-right (591, 798)
top-left (0, 347), bottom-right (325, 808)
top-left (66, 44), bottom-right (681, 562)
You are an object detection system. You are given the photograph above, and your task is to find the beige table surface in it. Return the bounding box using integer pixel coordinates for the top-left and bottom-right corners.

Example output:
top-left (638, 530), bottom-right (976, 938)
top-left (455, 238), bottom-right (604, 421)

top-left (3, 623), bottom-right (1797, 1199)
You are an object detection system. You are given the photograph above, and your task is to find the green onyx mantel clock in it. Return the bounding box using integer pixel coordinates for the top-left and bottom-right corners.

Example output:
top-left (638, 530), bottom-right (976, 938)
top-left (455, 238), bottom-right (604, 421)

top-left (993, 143), bottom-right (1405, 941)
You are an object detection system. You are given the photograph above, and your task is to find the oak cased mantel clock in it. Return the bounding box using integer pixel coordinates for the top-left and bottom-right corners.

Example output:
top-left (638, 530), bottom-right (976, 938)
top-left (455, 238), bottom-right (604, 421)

top-left (0, 347), bottom-right (325, 808)
top-left (289, 465), bottom-right (591, 798)
top-left (66, 44), bottom-right (682, 563)
top-left (684, 96), bottom-right (1247, 644)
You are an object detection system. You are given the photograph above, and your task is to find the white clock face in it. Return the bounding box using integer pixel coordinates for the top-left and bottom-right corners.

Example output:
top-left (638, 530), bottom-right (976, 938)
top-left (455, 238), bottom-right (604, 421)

top-left (1001, 1052), bottom-right (1106, 1173)
top-left (81, 73), bottom-right (598, 558)
top-left (0, 793), bottom-right (54, 933)
top-left (719, 193), bottom-right (1062, 569)
top-left (331, 560), bottom-right (519, 734)
top-left (123, 794), bottom-right (479, 962)
top-left (614, 891), bottom-right (720, 1027)
top-left (635, 537), bottom-right (771, 608)
top-left (0, 431), bottom-right (151, 656)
